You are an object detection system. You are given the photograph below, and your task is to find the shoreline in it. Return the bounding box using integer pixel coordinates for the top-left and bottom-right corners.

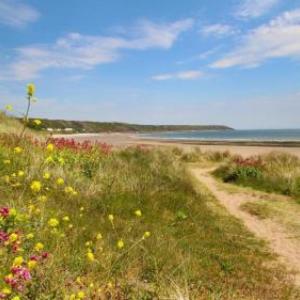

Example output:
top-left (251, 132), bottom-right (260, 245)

top-left (53, 133), bottom-right (300, 158)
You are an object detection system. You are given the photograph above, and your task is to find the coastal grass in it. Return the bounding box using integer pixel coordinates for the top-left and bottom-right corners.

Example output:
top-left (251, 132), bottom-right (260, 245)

top-left (214, 152), bottom-right (300, 200)
top-left (0, 131), bottom-right (299, 299)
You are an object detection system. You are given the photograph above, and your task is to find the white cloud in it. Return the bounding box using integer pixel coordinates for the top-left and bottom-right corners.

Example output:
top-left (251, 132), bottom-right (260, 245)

top-left (1, 18), bottom-right (194, 80)
top-left (152, 70), bottom-right (204, 81)
top-left (235, 0), bottom-right (280, 19)
top-left (0, 0), bottom-right (39, 28)
top-left (200, 24), bottom-right (236, 37)
top-left (212, 9), bottom-right (300, 68)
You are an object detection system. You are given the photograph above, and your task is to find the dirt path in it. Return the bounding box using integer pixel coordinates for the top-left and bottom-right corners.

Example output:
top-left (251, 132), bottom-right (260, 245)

top-left (190, 167), bottom-right (300, 285)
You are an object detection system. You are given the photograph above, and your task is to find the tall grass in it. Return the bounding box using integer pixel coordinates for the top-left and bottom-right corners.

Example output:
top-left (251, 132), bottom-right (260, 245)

top-left (214, 152), bottom-right (300, 198)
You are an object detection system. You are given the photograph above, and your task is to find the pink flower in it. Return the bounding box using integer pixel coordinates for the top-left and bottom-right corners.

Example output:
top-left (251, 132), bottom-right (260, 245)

top-left (0, 207), bottom-right (9, 218)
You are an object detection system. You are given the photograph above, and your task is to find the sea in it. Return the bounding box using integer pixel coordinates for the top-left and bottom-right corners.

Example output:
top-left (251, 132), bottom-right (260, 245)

top-left (140, 129), bottom-right (300, 142)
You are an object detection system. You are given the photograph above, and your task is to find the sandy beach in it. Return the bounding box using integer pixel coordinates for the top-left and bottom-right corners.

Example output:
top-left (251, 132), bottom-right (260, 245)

top-left (54, 132), bottom-right (300, 158)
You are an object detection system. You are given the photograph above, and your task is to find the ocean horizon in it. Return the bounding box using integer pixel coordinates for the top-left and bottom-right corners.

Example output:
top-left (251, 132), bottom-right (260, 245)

top-left (140, 129), bottom-right (300, 142)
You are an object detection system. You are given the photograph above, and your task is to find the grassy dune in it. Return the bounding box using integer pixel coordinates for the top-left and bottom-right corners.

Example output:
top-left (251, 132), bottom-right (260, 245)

top-left (0, 128), bottom-right (299, 299)
top-left (214, 152), bottom-right (300, 199)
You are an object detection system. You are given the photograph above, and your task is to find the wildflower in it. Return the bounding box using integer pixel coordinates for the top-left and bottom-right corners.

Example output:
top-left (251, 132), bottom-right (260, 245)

top-left (45, 156), bottom-right (54, 164)
top-left (14, 147), bottom-right (23, 154)
top-left (48, 218), bottom-right (59, 227)
top-left (68, 224), bottom-right (73, 229)
top-left (1, 287), bottom-right (11, 295)
top-left (143, 231), bottom-right (151, 239)
top-left (56, 178), bottom-right (64, 185)
top-left (3, 159), bottom-right (11, 164)
top-left (64, 186), bottom-right (74, 194)
top-left (26, 233), bottom-right (34, 240)
top-left (11, 296), bottom-right (21, 300)
top-left (18, 170), bottom-right (25, 177)
top-left (37, 195), bottom-right (47, 202)
top-left (30, 181), bottom-right (42, 193)
top-left (108, 214), bottom-right (114, 222)
top-left (9, 208), bottom-right (17, 217)
top-left (117, 239), bottom-right (124, 249)
top-left (5, 104), bottom-right (13, 111)
top-left (86, 252), bottom-right (95, 262)
top-left (96, 233), bottom-right (102, 240)
top-left (69, 294), bottom-right (76, 300)
top-left (13, 256), bottom-right (24, 266)
top-left (27, 260), bottom-right (37, 270)
top-left (43, 172), bottom-right (51, 179)
top-left (33, 119), bottom-right (42, 126)
top-left (80, 207), bottom-right (84, 212)
top-left (27, 83), bottom-right (35, 96)
top-left (46, 143), bottom-right (54, 152)
top-left (134, 209), bottom-right (142, 217)
top-left (34, 242), bottom-right (44, 251)
top-left (85, 241), bottom-right (92, 247)
top-left (58, 157), bottom-right (65, 165)
top-left (63, 216), bottom-right (70, 222)
top-left (9, 233), bottom-right (18, 243)
top-left (0, 207), bottom-right (10, 217)
top-left (77, 291), bottom-right (85, 299)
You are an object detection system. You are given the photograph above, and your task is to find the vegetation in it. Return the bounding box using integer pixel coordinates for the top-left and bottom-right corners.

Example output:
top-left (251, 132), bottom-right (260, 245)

top-left (24, 118), bottom-right (232, 133)
top-left (214, 153), bottom-right (300, 199)
top-left (0, 85), bottom-right (299, 299)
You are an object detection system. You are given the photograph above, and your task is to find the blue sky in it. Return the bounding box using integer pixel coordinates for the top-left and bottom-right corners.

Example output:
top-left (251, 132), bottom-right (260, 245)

top-left (1, 0), bottom-right (300, 129)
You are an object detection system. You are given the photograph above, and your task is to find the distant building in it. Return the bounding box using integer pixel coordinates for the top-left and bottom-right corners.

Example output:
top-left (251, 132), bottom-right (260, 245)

top-left (64, 128), bottom-right (73, 132)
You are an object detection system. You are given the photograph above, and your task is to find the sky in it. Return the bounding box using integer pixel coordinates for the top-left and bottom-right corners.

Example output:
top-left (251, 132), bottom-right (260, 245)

top-left (0, 0), bottom-right (300, 129)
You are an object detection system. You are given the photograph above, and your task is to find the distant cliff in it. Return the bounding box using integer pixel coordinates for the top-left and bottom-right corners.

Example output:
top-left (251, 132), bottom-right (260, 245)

top-left (27, 118), bottom-right (233, 133)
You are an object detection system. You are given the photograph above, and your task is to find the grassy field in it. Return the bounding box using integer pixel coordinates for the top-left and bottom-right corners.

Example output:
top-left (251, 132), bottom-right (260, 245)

top-left (0, 87), bottom-right (299, 299)
top-left (213, 152), bottom-right (300, 200)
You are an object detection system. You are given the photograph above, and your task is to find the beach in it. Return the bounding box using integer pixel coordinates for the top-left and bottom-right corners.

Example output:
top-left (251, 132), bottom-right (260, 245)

top-left (54, 132), bottom-right (300, 158)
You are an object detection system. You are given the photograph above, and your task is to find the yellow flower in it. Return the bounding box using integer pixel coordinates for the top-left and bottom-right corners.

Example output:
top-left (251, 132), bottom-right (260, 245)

top-left (9, 233), bottom-right (18, 243)
top-left (46, 143), bottom-right (54, 152)
top-left (80, 207), bottom-right (84, 212)
top-left (38, 195), bottom-right (47, 202)
top-left (33, 119), bottom-right (42, 126)
top-left (43, 172), bottom-right (51, 179)
top-left (26, 233), bottom-right (34, 239)
top-left (96, 233), bottom-right (102, 240)
top-left (34, 242), bottom-right (44, 251)
top-left (86, 252), bottom-right (95, 262)
top-left (18, 170), bottom-right (25, 177)
top-left (27, 83), bottom-right (35, 96)
top-left (134, 209), bottom-right (142, 217)
top-left (56, 178), bottom-right (64, 185)
top-left (58, 157), bottom-right (65, 165)
top-left (30, 181), bottom-right (42, 193)
top-left (64, 186), bottom-right (74, 194)
top-left (9, 208), bottom-right (17, 216)
top-left (14, 147), bottom-right (23, 154)
top-left (117, 239), bottom-right (124, 249)
top-left (28, 260), bottom-right (37, 269)
top-left (77, 291), bottom-right (85, 299)
top-left (143, 231), bottom-right (151, 239)
top-left (3, 159), bottom-right (11, 165)
top-left (1, 287), bottom-right (11, 295)
top-left (69, 294), bottom-right (76, 300)
top-left (5, 104), bottom-right (13, 111)
top-left (48, 218), bottom-right (59, 227)
top-left (13, 256), bottom-right (24, 266)
top-left (11, 296), bottom-right (21, 300)
top-left (108, 214), bottom-right (114, 222)
top-left (45, 156), bottom-right (54, 164)
top-left (63, 216), bottom-right (70, 222)
top-left (68, 224), bottom-right (73, 229)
